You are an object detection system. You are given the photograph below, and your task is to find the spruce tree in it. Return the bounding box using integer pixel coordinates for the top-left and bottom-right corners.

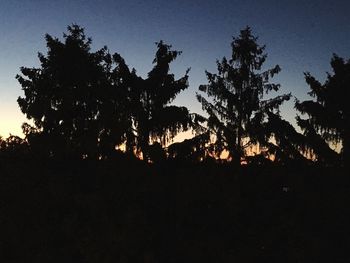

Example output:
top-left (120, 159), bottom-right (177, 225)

top-left (197, 27), bottom-right (291, 165)
top-left (295, 54), bottom-right (349, 166)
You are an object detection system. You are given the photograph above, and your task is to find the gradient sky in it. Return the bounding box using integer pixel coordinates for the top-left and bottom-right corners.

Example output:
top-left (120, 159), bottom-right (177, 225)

top-left (1, 0), bottom-right (350, 138)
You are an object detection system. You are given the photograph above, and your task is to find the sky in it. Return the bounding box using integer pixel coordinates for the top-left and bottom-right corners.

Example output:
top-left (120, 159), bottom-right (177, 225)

top-left (1, 0), bottom-right (350, 139)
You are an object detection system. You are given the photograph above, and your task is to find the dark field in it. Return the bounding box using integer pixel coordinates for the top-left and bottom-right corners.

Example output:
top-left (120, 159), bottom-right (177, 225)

top-left (0, 158), bottom-right (349, 262)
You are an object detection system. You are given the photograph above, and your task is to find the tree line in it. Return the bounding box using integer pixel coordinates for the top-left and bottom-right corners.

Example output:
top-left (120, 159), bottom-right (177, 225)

top-left (0, 25), bottom-right (348, 167)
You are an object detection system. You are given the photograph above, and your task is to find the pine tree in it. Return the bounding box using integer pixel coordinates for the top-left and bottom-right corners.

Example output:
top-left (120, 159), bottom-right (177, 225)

top-left (133, 41), bottom-right (192, 161)
top-left (197, 27), bottom-right (291, 165)
top-left (295, 54), bottom-right (349, 166)
top-left (17, 25), bottom-right (116, 159)
top-left (106, 41), bottom-right (192, 161)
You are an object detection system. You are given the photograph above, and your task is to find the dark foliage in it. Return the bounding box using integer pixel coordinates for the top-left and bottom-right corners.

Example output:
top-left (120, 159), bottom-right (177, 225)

top-left (17, 25), bottom-right (116, 159)
top-left (112, 41), bottom-right (192, 161)
top-left (167, 132), bottom-right (211, 163)
top-left (1, 24), bottom-right (349, 263)
top-left (0, 135), bottom-right (29, 158)
top-left (16, 26), bottom-right (192, 161)
top-left (196, 27), bottom-right (293, 165)
top-left (295, 54), bottom-right (350, 166)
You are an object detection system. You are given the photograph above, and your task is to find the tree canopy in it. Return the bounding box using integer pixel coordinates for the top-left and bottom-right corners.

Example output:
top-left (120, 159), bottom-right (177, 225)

top-left (13, 24), bottom-right (348, 166)
top-left (115, 41), bottom-right (192, 161)
top-left (196, 27), bottom-right (291, 165)
top-left (16, 25), bottom-right (192, 161)
top-left (295, 54), bottom-right (350, 166)
top-left (17, 25), bottom-right (115, 159)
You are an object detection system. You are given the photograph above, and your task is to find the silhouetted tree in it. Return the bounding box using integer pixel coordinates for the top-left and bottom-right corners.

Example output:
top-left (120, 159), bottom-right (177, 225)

top-left (197, 27), bottom-right (291, 165)
top-left (167, 133), bottom-right (210, 162)
top-left (263, 112), bottom-right (310, 164)
top-left (96, 53), bottom-right (141, 159)
top-left (0, 134), bottom-right (29, 158)
top-left (137, 41), bottom-right (192, 161)
top-left (113, 41), bottom-right (192, 161)
top-left (17, 25), bottom-right (192, 161)
top-left (17, 25), bottom-right (120, 159)
top-left (295, 54), bottom-right (349, 166)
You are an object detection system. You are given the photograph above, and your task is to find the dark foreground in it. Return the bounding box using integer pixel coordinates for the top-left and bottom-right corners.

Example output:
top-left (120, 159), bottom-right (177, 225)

top-left (0, 158), bottom-right (349, 262)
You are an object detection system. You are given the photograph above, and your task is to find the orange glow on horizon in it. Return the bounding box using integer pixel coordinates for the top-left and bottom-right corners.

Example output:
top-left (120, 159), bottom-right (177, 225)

top-left (0, 116), bottom-right (27, 139)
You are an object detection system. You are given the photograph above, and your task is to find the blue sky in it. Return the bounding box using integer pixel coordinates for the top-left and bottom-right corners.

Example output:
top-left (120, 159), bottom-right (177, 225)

top-left (1, 0), bottom-right (350, 137)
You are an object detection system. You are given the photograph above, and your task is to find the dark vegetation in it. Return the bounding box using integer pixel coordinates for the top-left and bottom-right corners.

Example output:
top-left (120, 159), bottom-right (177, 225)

top-left (1, 159), bottom-right (349, 262)
top-left (0, 25), bottom-right (349, 262)
top-left (2, 25), bottom-right (347, 166)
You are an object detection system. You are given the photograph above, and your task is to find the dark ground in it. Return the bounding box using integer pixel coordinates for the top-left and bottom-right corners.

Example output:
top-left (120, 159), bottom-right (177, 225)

top-left (0, 157), bottom-right (349, 262)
